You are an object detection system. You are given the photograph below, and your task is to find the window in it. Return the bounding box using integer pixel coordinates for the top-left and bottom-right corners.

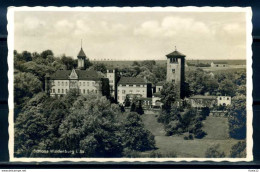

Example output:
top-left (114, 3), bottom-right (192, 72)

top-left (58, 82), bottom-right (60, 86)
top-left (95, 90), bottom-right (98, 93)
top-left (87, 82), bottom-right (89, 86)
top-left (118, 96), bottom-right (120, 100)
top-left (92, 82), bottom-right (95, 86)
top-left (159, 88), bottom-right (161, 91)
top-left (66, 89), bottom-right (68, 93)
top-left (58, 89), bottom-right (60, 93)
top-left (53, 89), bottom-right (55, 93)
top-left (62, 82), bottom-right (64, 86)
top-left (66, 82), bottom-right (68, 86)
top-left (83, 82), bottom-right (85, 86)
top-left (50, 89), bottom-right (52, 93)
top-left (79, 82), bottom-right (81, 86)
top-left (129, 84), bottom-right (133, 87)
top-left (172, 79), bottom-right (175, 83)
top-left (130, 90), bottom-right (133, 93)
top-left (83, 89), bottom-right (85, 94)
top-left (172, 69), bottom-right (175, 73)
top-left (170, 57), bottom-right (177, 63)
top-left (87, 89), bottom-right (89, 93)
top-left (122, 90), bottom-right (125, 94)
top-left (227, 98), bottom-right (229, 100)
top-left (62, 89), bottom-right (64, 93)
top-left (219, 97), bottom-right (222, 100)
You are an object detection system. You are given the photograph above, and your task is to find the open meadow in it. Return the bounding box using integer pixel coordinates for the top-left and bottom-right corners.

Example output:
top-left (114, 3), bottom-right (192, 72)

top-left (141, 111), bottom-right (241, 158)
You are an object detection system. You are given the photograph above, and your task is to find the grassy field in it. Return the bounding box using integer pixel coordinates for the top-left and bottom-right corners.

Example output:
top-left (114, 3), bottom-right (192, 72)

top-left (141, 111), bottom-right (241, 158)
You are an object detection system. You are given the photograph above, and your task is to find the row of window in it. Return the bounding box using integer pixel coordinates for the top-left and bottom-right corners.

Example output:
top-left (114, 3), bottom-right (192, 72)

top-left (50, 88), bottom-right (98, 94)
top-left (219, 97), bottom-right (230, 100)
top-left (119, 84), bottom-right (145, 87)
top-left (53, 81), bottom-right (96, 86)
top-left (120, 89), bottom-right (145, 94)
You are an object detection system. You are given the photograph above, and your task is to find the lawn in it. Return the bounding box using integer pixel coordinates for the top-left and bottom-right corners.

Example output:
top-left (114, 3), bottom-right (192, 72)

top-left (141, 111), bottom-right (241, 158)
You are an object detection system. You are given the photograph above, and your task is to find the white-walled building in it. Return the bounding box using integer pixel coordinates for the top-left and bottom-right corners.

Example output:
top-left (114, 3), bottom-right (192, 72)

top-left (48, 68), bottom-right (108, 98)
top-left (117, 77), bottom-right (149, 104)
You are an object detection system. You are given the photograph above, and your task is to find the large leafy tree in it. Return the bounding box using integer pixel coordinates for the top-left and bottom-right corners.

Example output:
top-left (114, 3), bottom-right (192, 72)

top-left (160, 82), bottom-right (177, 111)
top-left (59, 94), bottom-right (123, 157)
top-left (227, 95), bottom-right (246, 139)
top-left (14, 72), bottom-right (42, 108)
top-left (218, 79), bottom-right (237, 97)
top-left (14, 92), bottom-right (50, 157)
top-left (122, 112), bottom-right (155, 151)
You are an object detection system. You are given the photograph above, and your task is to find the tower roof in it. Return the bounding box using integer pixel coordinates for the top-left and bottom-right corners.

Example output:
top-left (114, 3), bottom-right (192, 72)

top-left (166, 50), bottom-right (186, 58)
top-left (77, 48), bottom-right (86, 58)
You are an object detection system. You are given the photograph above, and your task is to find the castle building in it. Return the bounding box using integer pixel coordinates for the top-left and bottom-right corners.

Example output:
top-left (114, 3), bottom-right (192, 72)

top-left (45, 47), bottom-right (109, 98)
top-left (117, 77), bottom-right (151, 104)
top-left (166, 47), bottom-right (186, 99)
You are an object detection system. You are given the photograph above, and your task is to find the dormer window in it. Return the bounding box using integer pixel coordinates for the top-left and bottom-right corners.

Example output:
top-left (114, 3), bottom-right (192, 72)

top-left (172, 69), bottom-right (175, 73)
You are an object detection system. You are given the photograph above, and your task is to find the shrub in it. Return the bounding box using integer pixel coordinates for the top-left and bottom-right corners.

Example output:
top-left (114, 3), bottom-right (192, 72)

top-left (205, 144), bottom-right (225, 158)
top-left (194, 129), bottom-right (207, 139)
top-left (188, 134), bottom-right (194, 140)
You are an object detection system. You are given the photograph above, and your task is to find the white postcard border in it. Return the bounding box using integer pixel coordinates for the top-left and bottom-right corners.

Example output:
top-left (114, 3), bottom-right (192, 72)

top-left (7, 6), bottom-right (253, 162)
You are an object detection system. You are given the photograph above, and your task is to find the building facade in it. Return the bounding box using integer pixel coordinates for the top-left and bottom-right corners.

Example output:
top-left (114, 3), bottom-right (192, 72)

top-left (117, 77), bottom-right (149, 104)
top-left (106, 68), bottom-right (118, 101)
top-left (211, 62), bottom-right (228, 67)
top-left (166, 48), bottom-right (186, 99)
top-left (45, 47), bottom-right (109, 98)
top-left (188, 95), bottom-right (231, 108)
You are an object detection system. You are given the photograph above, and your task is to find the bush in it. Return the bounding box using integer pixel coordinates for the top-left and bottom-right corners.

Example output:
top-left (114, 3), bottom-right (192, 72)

top-left (188, 134), bottom-right (194, 140)
top-left (205, 144), bottom-right (225, 158)
top-left (194, 129), bottom-right (207, 139)
top-left (230, 141), bottom-right (246, 158)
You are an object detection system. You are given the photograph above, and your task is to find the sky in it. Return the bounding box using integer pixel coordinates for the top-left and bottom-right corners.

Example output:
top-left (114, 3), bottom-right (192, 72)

top-left (14, 11), bottom-right (247, 61)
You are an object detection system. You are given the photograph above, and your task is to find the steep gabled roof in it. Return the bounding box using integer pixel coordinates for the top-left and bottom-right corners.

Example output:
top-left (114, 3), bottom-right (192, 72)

top-left (50, 69), bottom-right (104, 81)
top-left (118, 77), bottom-right (147, 85)
top-left (166, 50), bottom-right (186, 58)
top-left (77, 48), bottom-right (86, 58)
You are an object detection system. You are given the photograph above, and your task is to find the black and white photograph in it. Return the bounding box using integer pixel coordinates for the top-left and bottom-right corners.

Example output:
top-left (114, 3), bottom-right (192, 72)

top-left (7, 7), bottom-right (253, 161)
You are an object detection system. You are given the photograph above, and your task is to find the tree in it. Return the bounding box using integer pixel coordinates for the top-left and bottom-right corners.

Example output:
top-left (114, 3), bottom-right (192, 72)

top-left (130, 102), bottom-right (136, 112)
top-left (122, 112), bottom-right (155, 151)
top-left (160, 82), bottom-right (177, 111)
top-left (219, 79), bottom-right (236, 96)
top-left (14, 72), bottom-right (42, 108)
top-left (135, 100), bottom-right (144, 115)
top-left (61, 55), bottom-right (76, 70)
top-left (59, 94), bottom-right (124, 157)
top-left (40, 50), bottom-right (54, 59)
top-left (124, 96), bottom-right (131, 107)
top-left (14, 92), bottom-right (50, 157)
top-left (230, 140), bottom-right (246, 158)
top-left (93, 63), bottom-right (107, 73)
top-left (205, 144), bottom-right (225, 158)
top-left (227, 95), bottom-right (246, 139)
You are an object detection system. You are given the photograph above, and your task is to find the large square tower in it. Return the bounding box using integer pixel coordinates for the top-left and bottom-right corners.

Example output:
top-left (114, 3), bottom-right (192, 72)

top-left (166, 47), bottom-right (186, 99)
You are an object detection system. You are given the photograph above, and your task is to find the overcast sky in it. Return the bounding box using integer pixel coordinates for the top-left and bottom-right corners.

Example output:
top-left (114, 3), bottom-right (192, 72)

top-left (14, 11), bottom-right (247, 60)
